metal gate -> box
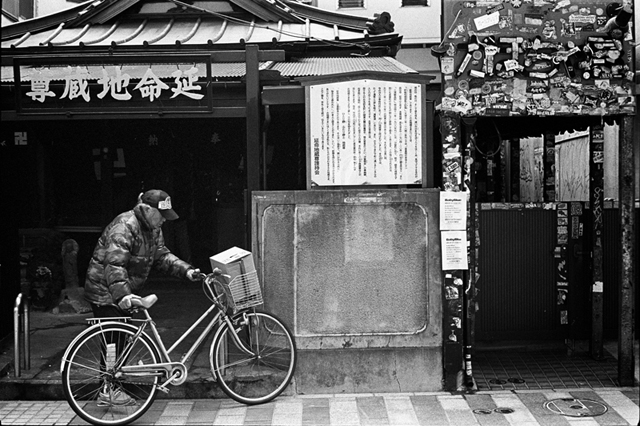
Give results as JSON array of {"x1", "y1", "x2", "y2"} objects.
[
  {"x1": 477, "y1": 207, "x2": 638, "y2": 341},
  {"x1": 476, "y1": 209, "x2": 562, "y2": 341}
]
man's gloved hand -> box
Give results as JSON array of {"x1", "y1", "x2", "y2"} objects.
[
  {"x1": 212, "y1": 268, "x2": 223, "y2": 276},
  {"x1": 118, "y1": 294, "x2": 134, "y2": 310},
  {"x1": 186, "y1": 268, "x2": 202, "y2": 282}
]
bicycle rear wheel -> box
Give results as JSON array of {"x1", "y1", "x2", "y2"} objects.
[
  {"x1": 210, "y1": 311, "x2": 296, "y2": 405},
  {"x1": 62, "y1": 323, "x2": 161, "y2": 426}
]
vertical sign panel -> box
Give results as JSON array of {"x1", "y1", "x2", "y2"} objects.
[
  {"x1": 307, "y1": 79, "x2": 423, "y2": 187},
  {"x1": 590, "y1": 125, "x2": 604, "y2": 359}
]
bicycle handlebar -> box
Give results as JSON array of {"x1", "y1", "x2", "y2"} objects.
[{"x1": 193, "y1": 269, "x2": 231, "y2": 282}]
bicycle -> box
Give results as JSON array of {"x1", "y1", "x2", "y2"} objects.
[{"x1": 60, "y1": 270, "x2": 297, "y2": 426}]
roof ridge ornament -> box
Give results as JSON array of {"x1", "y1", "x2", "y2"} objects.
[{"x1": 367, "y1": 12, "x2": 394, "y2": 35}]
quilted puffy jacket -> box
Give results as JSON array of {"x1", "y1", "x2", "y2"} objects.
[{"x1": 84, "y1": 202, "x2": 193, "y2": 306}]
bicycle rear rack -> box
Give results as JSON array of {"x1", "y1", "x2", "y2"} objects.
[{"x1": 14, "y1": 293, "x2": 30, "y2": 377}]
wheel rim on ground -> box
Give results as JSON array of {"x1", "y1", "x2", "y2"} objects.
[
  {"x1": 211, "y1": 311, "x2": 296, "y2": 404},
  {"x1": 62, "y1": 325, "x2": 160, "y2": 426}
]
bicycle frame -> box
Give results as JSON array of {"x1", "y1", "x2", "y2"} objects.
[{"x1": 61, "y1": 281, "x2": 258, "y2": 390}]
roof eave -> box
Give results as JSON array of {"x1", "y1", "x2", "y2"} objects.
[
  {"x1": 282, "y1": 0, "x2": 370, "y2": 29},
  {"x1": 1, "y1": 33, "x2": 402, "y2": 64},
  {"x1": 1, "y1": 0, "x2": 95, "y2": 40}
]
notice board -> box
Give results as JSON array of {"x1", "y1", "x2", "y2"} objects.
[
  {"x1": 439, "y1": 0, "x2": 635, "y2": 117},
  {"x1": 303, "y1": 72, "x2": 428, "y2": 188}
]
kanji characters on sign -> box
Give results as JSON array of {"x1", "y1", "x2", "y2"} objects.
[{"x1": 25, "y1": 65, "x2": 206, "y2": 104}]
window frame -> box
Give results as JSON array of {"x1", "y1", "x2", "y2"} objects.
[
  {"x1": 401, "y1": 0, "x2": 429, "y2": 6},
  {"x1": 337, "y1": 0, "x2": 365, "y2": 9}
]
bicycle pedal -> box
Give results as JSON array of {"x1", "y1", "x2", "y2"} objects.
[{"x1": 157, "y1": 385, "x2": 170, "y2": 394}]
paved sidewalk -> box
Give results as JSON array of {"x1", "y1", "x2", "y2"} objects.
[{"x1": 1, "y1": 388, "x2": 638, "y2": 425}]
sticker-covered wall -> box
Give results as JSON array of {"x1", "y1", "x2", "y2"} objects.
[{"x1": 437, "y1": 0, "x2": 635, "y2": 116}]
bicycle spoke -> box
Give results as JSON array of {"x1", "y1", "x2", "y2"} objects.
[
  {"x1": 211, "y1": 311, "x2": 296, "y2": 405},
  {"x1": 62, "y1": 324, "x2": 160, "y2": 426}
]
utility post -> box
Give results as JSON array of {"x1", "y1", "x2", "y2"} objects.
[{"x1": 618, "y1": 115, "x2": 635, "y2": 386}]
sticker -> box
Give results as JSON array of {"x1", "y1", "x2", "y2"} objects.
[
  {"x1": 592, "y1": 281, "x2": 603, "y2": 293},
  {"x1": 445, "y1": 286, "x2": 459, "y2": 300},
  {"x1": 158, "y1": 197, "x2": 172, "y2": 210},
  {"x1": 542, "y1": 20, "x2": 557, "y2": 39},
  {"x1": 569, "y1": 14, "x2": 596, "y2": 24},
  {"x1": 499, "y1": 14, "x2": 513, "y2": 30},
  {"x1": 457, "y1": 53, "x2": 472, "y2": 76},
  {"x1": 504, "y1": 59, "x2": 521, "y2": 71},
  {"x1": 524, "y1": 14, "x2": 544, "y2": 26},
  {"x1": 441, "y1": 57, "x2": 455, "y2": 74},
  {"x1": 486, "y1": 4, "x2": 504, "y2": 14},
  {"x1": 474, "y1": 11, "x2": 500, "y2": 31},
  {"x1": 449, "y1": 23, "x2": 467, "y2": 39},
  {"x1": 552, "y1": 0, "x2": 571, "y2": 12}
]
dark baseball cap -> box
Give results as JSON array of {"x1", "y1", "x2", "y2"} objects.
[{"x1": 140, "y1": 189, "x2": 179, "y2": 220}]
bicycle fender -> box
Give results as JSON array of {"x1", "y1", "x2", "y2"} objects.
[
  {"x1": 59, "y1": 321, "x2": 141, "y2": 373},
  {"x1": 209, "y1": 316, "x2": 237, "y2": 380},
  {"x1": 210, "y1": 312, "x2": 245, "y2": 349}
]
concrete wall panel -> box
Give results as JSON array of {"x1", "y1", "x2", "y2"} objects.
[{"x1": 253, "y1": 189, "x2": 443, "y2": 393}]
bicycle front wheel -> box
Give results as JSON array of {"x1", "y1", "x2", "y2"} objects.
[
  {"x1": 210, "y1": 311, "x2": 296, "y2": 405},
  {"x1": 62, "y1": 323, "x2": 161, "y2": 426}
]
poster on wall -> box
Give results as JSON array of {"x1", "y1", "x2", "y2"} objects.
[{"x1": 306, "y1": 78, "x2": 426, "y2": 187}]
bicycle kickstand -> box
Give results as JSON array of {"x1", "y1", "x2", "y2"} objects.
[{"x1": 157, "y1": 371, "x2": 181, "y2": 394}]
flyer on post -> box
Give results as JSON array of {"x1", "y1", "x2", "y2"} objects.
[
  {"x1": 442, "y1": 230, "x2": 468, "y2": 271},
  {"x1": 440, "y1": 191, "x2": 467, "y2": 231}
]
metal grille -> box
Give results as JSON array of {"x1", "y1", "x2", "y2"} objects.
[{"x1": 476, "y1": 209, "x2": 558, "y2": 340}]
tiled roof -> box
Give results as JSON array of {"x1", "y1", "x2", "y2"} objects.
[
  {"x1": 0, "y1": 56, "x2": 416, "y2": 82},
  {"x1": 1, "y1": 0, "x2": 397, "y2": 50},
  {"x1": 2, "y1": 18, "x2": 381, "y2": 49},
  {"x1": 271, "y1": 57, "x2": 416, "y2": 77}
]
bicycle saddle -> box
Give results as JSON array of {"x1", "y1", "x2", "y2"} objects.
[{"x1": 131, "y1": 294, "x2": 158, "y2": 309}]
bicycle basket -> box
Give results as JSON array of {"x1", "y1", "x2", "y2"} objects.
[{"x1": 220, "y1": 270, "x2": 263, "y2": 313}]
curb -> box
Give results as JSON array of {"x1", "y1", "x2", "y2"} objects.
[{"x1": 0, "y1": 378, "x2": 230, "y2": 401}]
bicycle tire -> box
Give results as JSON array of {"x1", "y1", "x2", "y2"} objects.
[
  {"x1": 62, "y1": 322, "x2": 161, "y2": 426},
  {"x1": 210, "y1": 310, "x2": 296, "y2": 405}
]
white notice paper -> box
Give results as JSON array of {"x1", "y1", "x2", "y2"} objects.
[
  {"x1": 440, "y1": 191, "x2": 467, "y2": 230},
  {"x1": 442, "y1": 231, "x2": 468, "y2": 271},
  {"x1": 308, "y1": 79, "x2": 423, "y2": 186}
]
